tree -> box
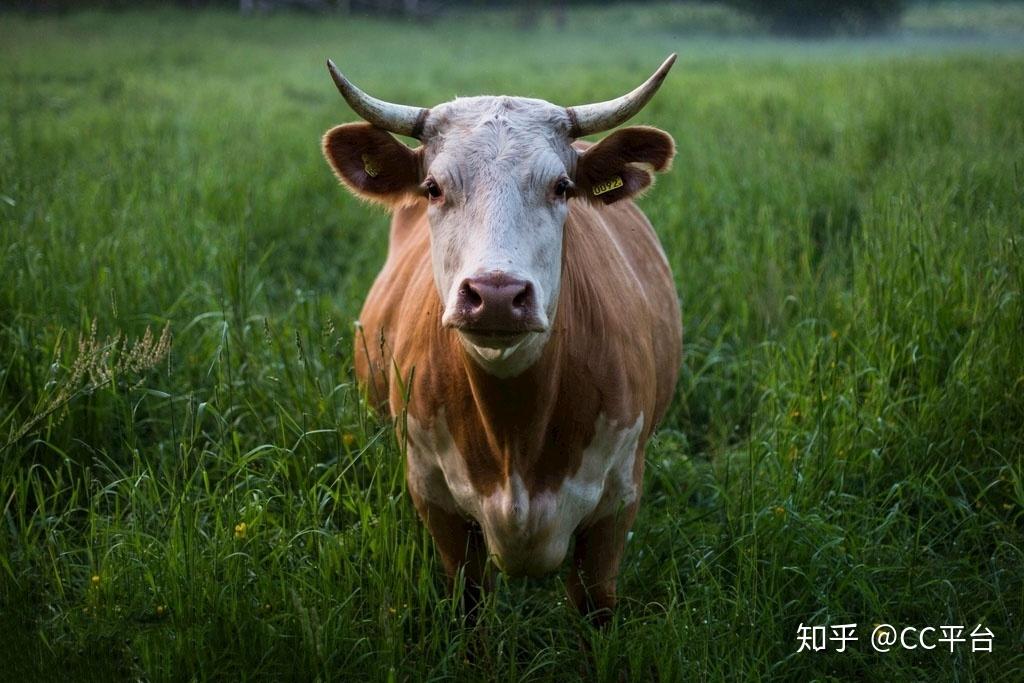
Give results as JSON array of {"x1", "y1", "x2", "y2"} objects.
[{"x1": 723, "y1": 0, "x2": 906, "y2": 37}]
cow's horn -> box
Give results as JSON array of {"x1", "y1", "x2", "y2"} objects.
[
  {"x1": 565, "y1": 54, "x2": 676, "y2": 138},
  {"x1": 327, "y1": 59, "x2": 430, "y2": 139}
]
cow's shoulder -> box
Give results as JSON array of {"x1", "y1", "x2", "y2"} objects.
[
  {"x1": 559, "y1": 197, "x2": 682, "y2": 433},
  {"x1": 354, "y1": 199, "x2": 433, "y2": 412}
]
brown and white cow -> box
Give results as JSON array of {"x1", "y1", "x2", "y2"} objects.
[{"x1": 322, "y1": 56, "x2": 682, "y2": 623}]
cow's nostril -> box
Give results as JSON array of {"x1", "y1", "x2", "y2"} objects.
[
  {"x1": 512, "y1": 285, "x2": 532, "y2": 310},
  {"x1": 461, "y1": 282, "x2": 483, "y2": 308}
]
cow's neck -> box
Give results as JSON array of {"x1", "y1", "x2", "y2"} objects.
[
  {"x1": 424, "y1": 225, "x2": 604, "y2": 495},
  {"x1": 455, "y1": 327, "x2": 564, "y2": 473}
]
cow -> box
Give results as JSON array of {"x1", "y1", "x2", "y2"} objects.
[{"x1": 321, "y1": 55, "x2": 682, "y2": 624}]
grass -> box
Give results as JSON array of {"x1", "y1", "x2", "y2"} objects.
[{"x1": 2, "y1": 4, "x2": 1023, "y2": 681}]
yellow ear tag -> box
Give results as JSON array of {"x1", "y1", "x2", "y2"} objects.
[
  {"x1": 361, "y1": 153, "x2": 380, "y2": 178},
  {"x1": 592, "y1": 176, "x2": 624, "y2": 196}
]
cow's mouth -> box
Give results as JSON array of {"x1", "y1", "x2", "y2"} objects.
[{"x1": 459, "y1": 329, "x2": 531, "y2": 349}]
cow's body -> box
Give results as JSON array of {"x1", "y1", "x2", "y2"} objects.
[
  {"x1": 356, "y1": 178, "x2": 681, "y2": 578},
  {"x1": 322, "y1": 55, "x2": 681, "y2": 620}
]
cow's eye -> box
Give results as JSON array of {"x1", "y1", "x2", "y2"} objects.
[
  {"x1": 424, "y1": 178, "x2": 443, "y2": 201},
  {"x1": 554, "y1": 177, "x2": 572, "y2": 198}
]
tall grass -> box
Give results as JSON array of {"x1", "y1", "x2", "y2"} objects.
[{"x1": 1, "y1": 6, "x2": 1022, "y2": 681}]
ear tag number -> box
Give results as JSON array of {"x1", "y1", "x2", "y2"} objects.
[
  {"x1": 592, "y1": 176, "x2": 624, "y2": 196},
  {"x1": 361, "y1": 154, "x2": 380, "y2": 178}
]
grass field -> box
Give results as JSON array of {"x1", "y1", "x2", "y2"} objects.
[{"x1": 2, "y1": 4, "x2": 1023, "y2": 681}]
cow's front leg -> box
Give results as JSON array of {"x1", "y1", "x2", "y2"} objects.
[
  {"x1": 568, "y1": 503, "x2": 638, "y2": 627},
  {"x1": 408, "y1": 490, "x2": 490, "y2": 618}
]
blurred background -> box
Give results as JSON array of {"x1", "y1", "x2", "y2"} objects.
[{"x1": 10, "y1": 0, "x2": 1024, "y2": 38}]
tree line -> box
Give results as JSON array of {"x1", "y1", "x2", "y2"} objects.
[{"x1": 10, "y1": 1, "x2": 914, "y2": 37}]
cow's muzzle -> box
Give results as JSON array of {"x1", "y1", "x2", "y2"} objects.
[{"x1": 444, "y1": 272, "x2": 547, "y2": 343}]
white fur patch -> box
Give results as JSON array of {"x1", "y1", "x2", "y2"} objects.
[
  {"x1": 459, "y1": 327, "x2": 552, "y2": 379},
  {"x1": 406, "y1": 409, "x2": 644, "y2": 576}
]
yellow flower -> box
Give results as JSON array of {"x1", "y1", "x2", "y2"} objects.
[
  {"x1": 156, "y1": 605, "x2": 166, "y2": 617},
  {"x1": 830, "y1": 330, "x2": 839, "y2": 340},
  {"x1": 789, "y1": 410, "x2": 801, "y2": 420},
  {"x1": 773, "y1": 506, "x2": 786, "y2": 518},
  {"x1": 90, "y1": 574, "x2": 101, "y2": 587},
  {"x1": 234, "y1": 522, "x2": 248, "y2": 539},
  {"x1": 343, "y1": 432, "x2": 356, "y2": 449}
]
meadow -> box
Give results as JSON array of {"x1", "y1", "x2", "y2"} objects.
[{"x1": 1, "y1": 4, "x2": 1023, "y2": 681}]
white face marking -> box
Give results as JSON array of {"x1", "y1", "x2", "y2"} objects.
[
  {"x1": 420, "y1": 97, "x2": 576, "y2": 376},
  {"x1": 406, "y1": 410, "x2": 644, "y2": 577}
]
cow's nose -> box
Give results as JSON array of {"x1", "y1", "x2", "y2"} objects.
[
  {"x1": 461, "y1": 275, "x2": 532, "y2": 316},
  {"x1": 450, "y1": 272, "x2": 544, "y2": 335}
]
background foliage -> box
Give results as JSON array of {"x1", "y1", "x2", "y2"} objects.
[
  {"x1": 721, "y1": 0, "x2": 906, "y2": 35},
  {"x1": 1, "y1": 3, "x2": 1023, "y2": 680},
  {"x1": 10, "y1": 0, "x2": 911, "y2": 36}
]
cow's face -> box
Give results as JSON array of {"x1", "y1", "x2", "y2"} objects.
[
  {"x1": 417, "y1": 98, "x2": 574, "y2": 355},
  {"x1": 322, "y1": 59, "x2": 676, "y2": 374}
]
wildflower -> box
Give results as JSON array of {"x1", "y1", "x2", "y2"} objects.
[
  {"x1": 91, "y1": 574, "x2": 101, "y2": 587},
  {"x1": 789, "y1": 410, "x2": 801, "y2": 420},
  {"x1": 343, "y1": 432, "x2": 356, "y2": 449},
  {"x1": 830, "y1": 330, "x2": 838, "y2": 341},
  {"x1": 234, "y1": 522, "x2": 248, "y2": 539},
  {"x1": 156, "y1": 605, "x2": 166, "y2": 617},
  {"x1": 773, "y1": 506, "x2": 786, "y2": 518}
]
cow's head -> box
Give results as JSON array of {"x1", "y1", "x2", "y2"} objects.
[{"x1": 323, "y1": 56, "x2": 676, "y2": 375}]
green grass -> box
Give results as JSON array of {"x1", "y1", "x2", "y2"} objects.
[{"x1": 2, "y1": 5, "x2": 1023, "y2": 681}]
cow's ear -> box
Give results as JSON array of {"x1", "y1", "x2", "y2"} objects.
[
  {"x1": 322, "y1": 122, "x2": 422, "y2": 205},
  {"x1": 574, "y1": 126, "x2": 675, "y2": 205}
]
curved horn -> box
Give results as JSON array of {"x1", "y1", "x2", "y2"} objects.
[
  {"x1": 565, "y1": 54, "x2": 677, "y2": 138},
  {"x1": 326, "y1": 59, "x2": 429, "y2": 139}
]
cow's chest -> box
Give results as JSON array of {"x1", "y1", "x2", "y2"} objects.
[{"x1": 405, "y1": 410, "x2": 644, "y2": 576}]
